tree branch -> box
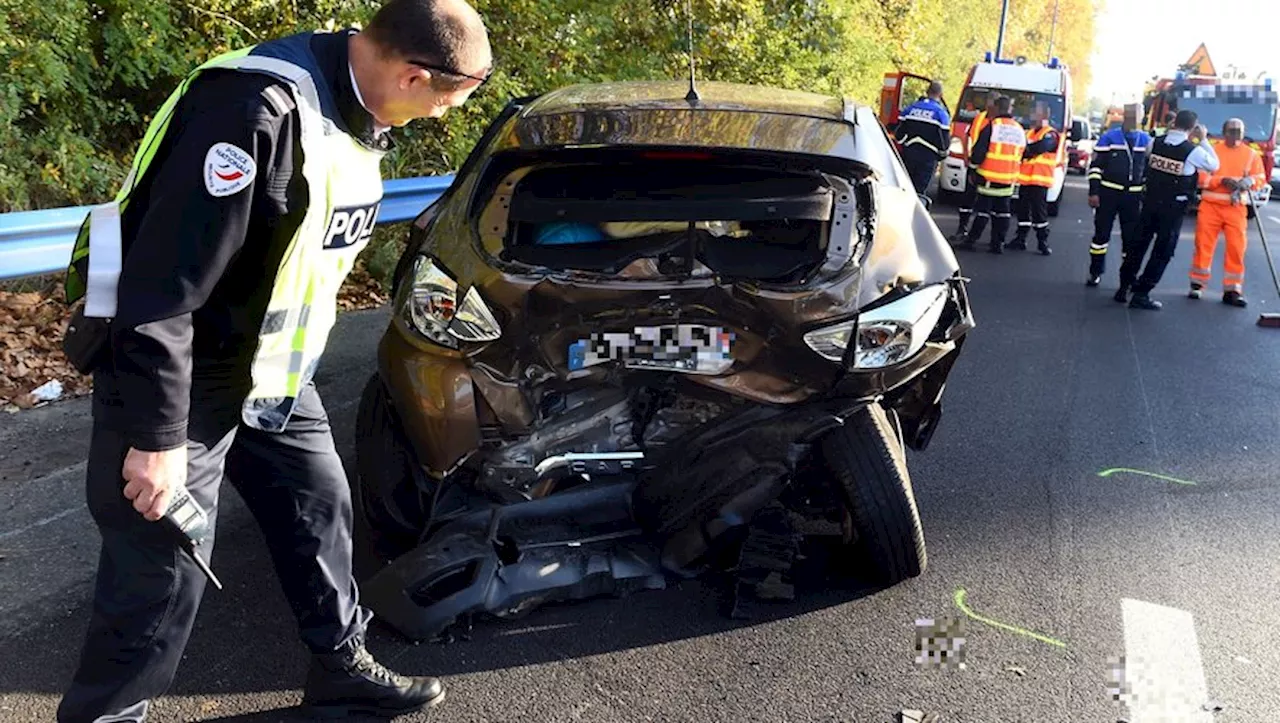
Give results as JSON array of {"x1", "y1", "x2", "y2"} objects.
[{"x1": 184, "y1": 2, "x2": 260, "y2": 40}]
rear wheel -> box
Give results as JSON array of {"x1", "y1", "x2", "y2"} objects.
[
  {"x1": 817, "y1": 402, "x2": 926, "y2": 585},
  {"x1": 352, "y1": 374, "x2": 435, "y2": 579}
]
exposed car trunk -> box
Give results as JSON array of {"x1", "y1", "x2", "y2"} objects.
[{"x1": 481, "y1": 152, "x2": 851, "y2": 285}]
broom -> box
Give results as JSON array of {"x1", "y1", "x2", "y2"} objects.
[{"x1": 1252, "y1": 193, "x2": 1280, "y2": 327}]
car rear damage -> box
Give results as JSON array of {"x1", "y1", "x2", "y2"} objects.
[{"x1": 355, "y1": 82, "x2": 975, "y2": 641}]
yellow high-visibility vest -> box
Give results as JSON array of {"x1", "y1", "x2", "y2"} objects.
[{"x1": 65, "y1": 33, "x2": 387, "y2": 432}]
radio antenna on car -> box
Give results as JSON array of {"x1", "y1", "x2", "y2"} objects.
[{"x1": 684, "y1": 0, "x2": 700, "y2": 103}]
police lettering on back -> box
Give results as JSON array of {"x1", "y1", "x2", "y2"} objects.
[
  {"x1": 906, "y1": 106, "x2": 942, "y2": 123},
  {"x1": 323, "y1": 201, "x2": 382, "y2": 249}
]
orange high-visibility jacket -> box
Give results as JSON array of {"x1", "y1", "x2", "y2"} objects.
[
  {"x1": 965, "y1": 110, "x2": 989, "y2": 157},
  {"x1": 1018, "y1": 125, "x2": 1059, "y2": 187},
  {"x1": 972, "y1": 117, "x2": 1027, "y2": 187},
  {"x1": 1198, "y1": 140, "x2": 1266, "y2": 205}
]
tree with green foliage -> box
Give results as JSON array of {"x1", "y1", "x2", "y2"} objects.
[{"x1": 0, "y1": 0, "x2": 1100, "y2": 215}]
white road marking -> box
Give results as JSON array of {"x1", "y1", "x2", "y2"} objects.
[
  {"x1": 1269, "y1": 215, "x2": 1280, "y2": 226},
  {"x1": 1121, "y1": 598, "x2": 1213, "y2": 722},
  {"x1": 0, "y1": 505, "x2": 85, "y2": 542}
]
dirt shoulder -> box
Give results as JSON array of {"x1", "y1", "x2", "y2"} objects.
[{"x1": 0, "y1": 264, "x2": 390, "y2": 413}]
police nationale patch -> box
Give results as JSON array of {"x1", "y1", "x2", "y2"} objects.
[{"x1": 204, "y1": 142, "x2": 257, "y2": 197}]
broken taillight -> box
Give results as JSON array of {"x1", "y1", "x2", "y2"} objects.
[{"x1": 403, "y1": 256, "x2": 502, "y2": 347}]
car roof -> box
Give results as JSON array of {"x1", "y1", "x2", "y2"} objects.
[
  {"x1": 493, "y1": 80, "x2": 883, "y2": 165},
  {"x1": 519, "y1": 80, "x2": 852, "y2": 122}
]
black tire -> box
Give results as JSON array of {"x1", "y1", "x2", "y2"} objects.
[
  {"x1": 817, "y1": 402, "x2": 926, "y2": 585},
  {"x1": 1047, "y1": 199, "x2": 1060, "y2": 217},
  {"x1": 352, "y1": 374, "x2": 435, "y2": 578}
]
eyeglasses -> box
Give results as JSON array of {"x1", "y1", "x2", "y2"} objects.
[{"x1": 407, "y1": 60, "x2": 493, "y2": 87}]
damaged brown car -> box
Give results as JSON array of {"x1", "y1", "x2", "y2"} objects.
[{"x1": 351, "y1": 81, "x2": 974, "y2": 641}]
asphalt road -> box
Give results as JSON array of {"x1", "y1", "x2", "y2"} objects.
[{"x1": 2, "y1": 175, "x2": 1279, "y2": 722}]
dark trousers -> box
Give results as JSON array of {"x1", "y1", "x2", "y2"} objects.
[
  {"x1": 1090, "y1": 189, "x2": 1141, "y2": 277},
  {"x1": 964, "y1": 192, "x2": 1012, "y2": 249},
  {"x1": 902, "y1": 146, "x2": 940, "y2": 199},
  {"x1": 1014, "y1": 185, "x2": 1051, "y2": 244},
  {"x1": 57, "y1": 382, "x2": 369, "y2": 723},
  {"x1": 1120, "y1": 198, "x2": 1188, "y2": 294},
  {"x1": 955, "y1": 180, "x2": 979, "y2": 237}
]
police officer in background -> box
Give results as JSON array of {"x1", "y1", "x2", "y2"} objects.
[
  {"x1": 56, "y1": 1, "x2": 492, "y2": 721},
  {"x1": 1116, "y1": 110, "x2": 1219, "y2": 309},
  {"x1": 1086, "y1": 103, "x2": 1151, "y2": 286},
  {"x1": 956, "y1": 95, "x2": 1027, "y2": 254},
  {"x1": 1007, "y1": 101, "x2": 1060, "y2": 256},
  {"x1": 894, "y1": 80, "x2": 951, "y2": 201}
]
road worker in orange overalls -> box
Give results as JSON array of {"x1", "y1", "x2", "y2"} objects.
[{"x1": 1189, "y1": 117, "x2": 1267, "y2": 307}]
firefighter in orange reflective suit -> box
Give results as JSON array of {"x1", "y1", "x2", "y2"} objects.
[
  {"x1": 1008, "y1": 102, "x2": 1060, "y2": 256},
  {"x1": 1189, "y1": 118, "x2": 1267, "y2": 307},
  {"x1": 955, "y1": 95, "x2": 1027, "y2": 254}
]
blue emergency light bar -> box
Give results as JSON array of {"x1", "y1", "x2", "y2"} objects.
[{"x1": 1049, "y1": 57, "x2": 1061, "y2": 69}]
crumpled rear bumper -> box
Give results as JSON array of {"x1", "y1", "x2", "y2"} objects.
[{"x1": 361, "y1": 480, "x2": 666, "y2": 641}]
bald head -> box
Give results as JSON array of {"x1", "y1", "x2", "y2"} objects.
[
  {"x1": 348, "y1": 0, "x2": 493, "y2": 127},
  {"x1": 365, "y1": 0, "x2": 492, "y2": 86},
  {"x1": 1223, "y1": 117, "x2": 1246, "y2": 146}
]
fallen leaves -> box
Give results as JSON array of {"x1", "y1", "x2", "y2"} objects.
[
  {"x1": 337, "y1": 261, "x2": 390, "y2": 312},
  {"x1": 1, "y1": 267, "x2": 390, "y2": 411},
  {"x1": 0, "y1": 287, "x2": 90, "y2": 409}
]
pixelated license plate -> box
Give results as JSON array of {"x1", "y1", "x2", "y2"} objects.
[{"x1": 567, "y1": 325, "x2": 735, "y2": 375}]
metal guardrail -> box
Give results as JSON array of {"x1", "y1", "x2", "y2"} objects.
[{"x1": 0, "y1": 175, "x2": 455, "y2": 281}]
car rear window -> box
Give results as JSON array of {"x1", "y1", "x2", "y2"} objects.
[{"x1": 491, "y1": 160, "x2": 837, "y2": 283}]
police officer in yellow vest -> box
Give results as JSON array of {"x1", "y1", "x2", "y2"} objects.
[
  {"x1": 56, "y1": 2, "x2": 491, "y2": 720},
  {"x1": 1007, "y1": 101, "x2": 1060, "y2": 256},
  {"x1": 955, "y1": 95, "x2": 1027, "y2": 254}
]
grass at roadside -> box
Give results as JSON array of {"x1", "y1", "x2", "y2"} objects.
[{"x1": 0, "y1": 223, "x2": 409, "y2": 411}]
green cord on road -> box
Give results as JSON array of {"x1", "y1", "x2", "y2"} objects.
[
  {"x1": 953, "y1": 588, "x2": 1068, "y2": 649},
  {"x1": 1097, "y1": 468, "x2": 1198, "y2": 486}
]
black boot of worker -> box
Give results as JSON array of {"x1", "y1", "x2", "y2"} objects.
[
  {"x1": 1005, "y1": 235, "x2": 1028, "y2": 251},
  {"x1": 1129, "y1": 293, "x2": 1162, "y2": 310},
  {"x1": 1223, "y1": 291, "x2": 1248, "y2": 308},
  {"x1": 1038, "y1": 240, "x2": 1052, "y2": 256},
  {"x1": 302, "y1": 634, "x2": 445, "y2": 718},
  {"x1": 1113, "y1": 285, "x2": 1130, "y2": 304}
]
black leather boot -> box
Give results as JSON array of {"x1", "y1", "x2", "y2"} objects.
[
  {"x1": 301, "y1": 633, "x2": 445, "y2": 718},
  {"x1": 1222, "y1": 291, "x2": 1248, "y2": 307},
  {"x1": 1113, "y1": 285, "x2": 1130, "y2": 304},
  {"x1": 1129, "y1": 293, "x2": 1163, "y2": 310}
]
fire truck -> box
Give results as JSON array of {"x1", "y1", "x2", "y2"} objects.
[
  {"x1": 881, "y1": 52, "x2": 1076, "y2": 216},
  {"x1": 1142, "y1": 48, "x2": 1278, "y2": 205}
]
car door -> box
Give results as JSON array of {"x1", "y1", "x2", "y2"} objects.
[{"x1": 879, "y1": 72, "x2": 940, "y2": 134}]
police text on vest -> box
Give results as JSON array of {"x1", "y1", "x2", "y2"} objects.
[{"x1": 323, "y1": 201, "x2": 383, "y2": 250}]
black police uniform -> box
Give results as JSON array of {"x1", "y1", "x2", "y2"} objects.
[
  {"x1": 893, "y1": 97, "x2": 951, "y2": 198},
  {"x1": 1118, "y1": 134, "x2": 1202, "y2": 300},
  {"x1": 1086, "y1": 126, "x2": 1151, "y2": 283},
  {"x1": 58, "y1": 31, "x2": 396, "y2": 723}
]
